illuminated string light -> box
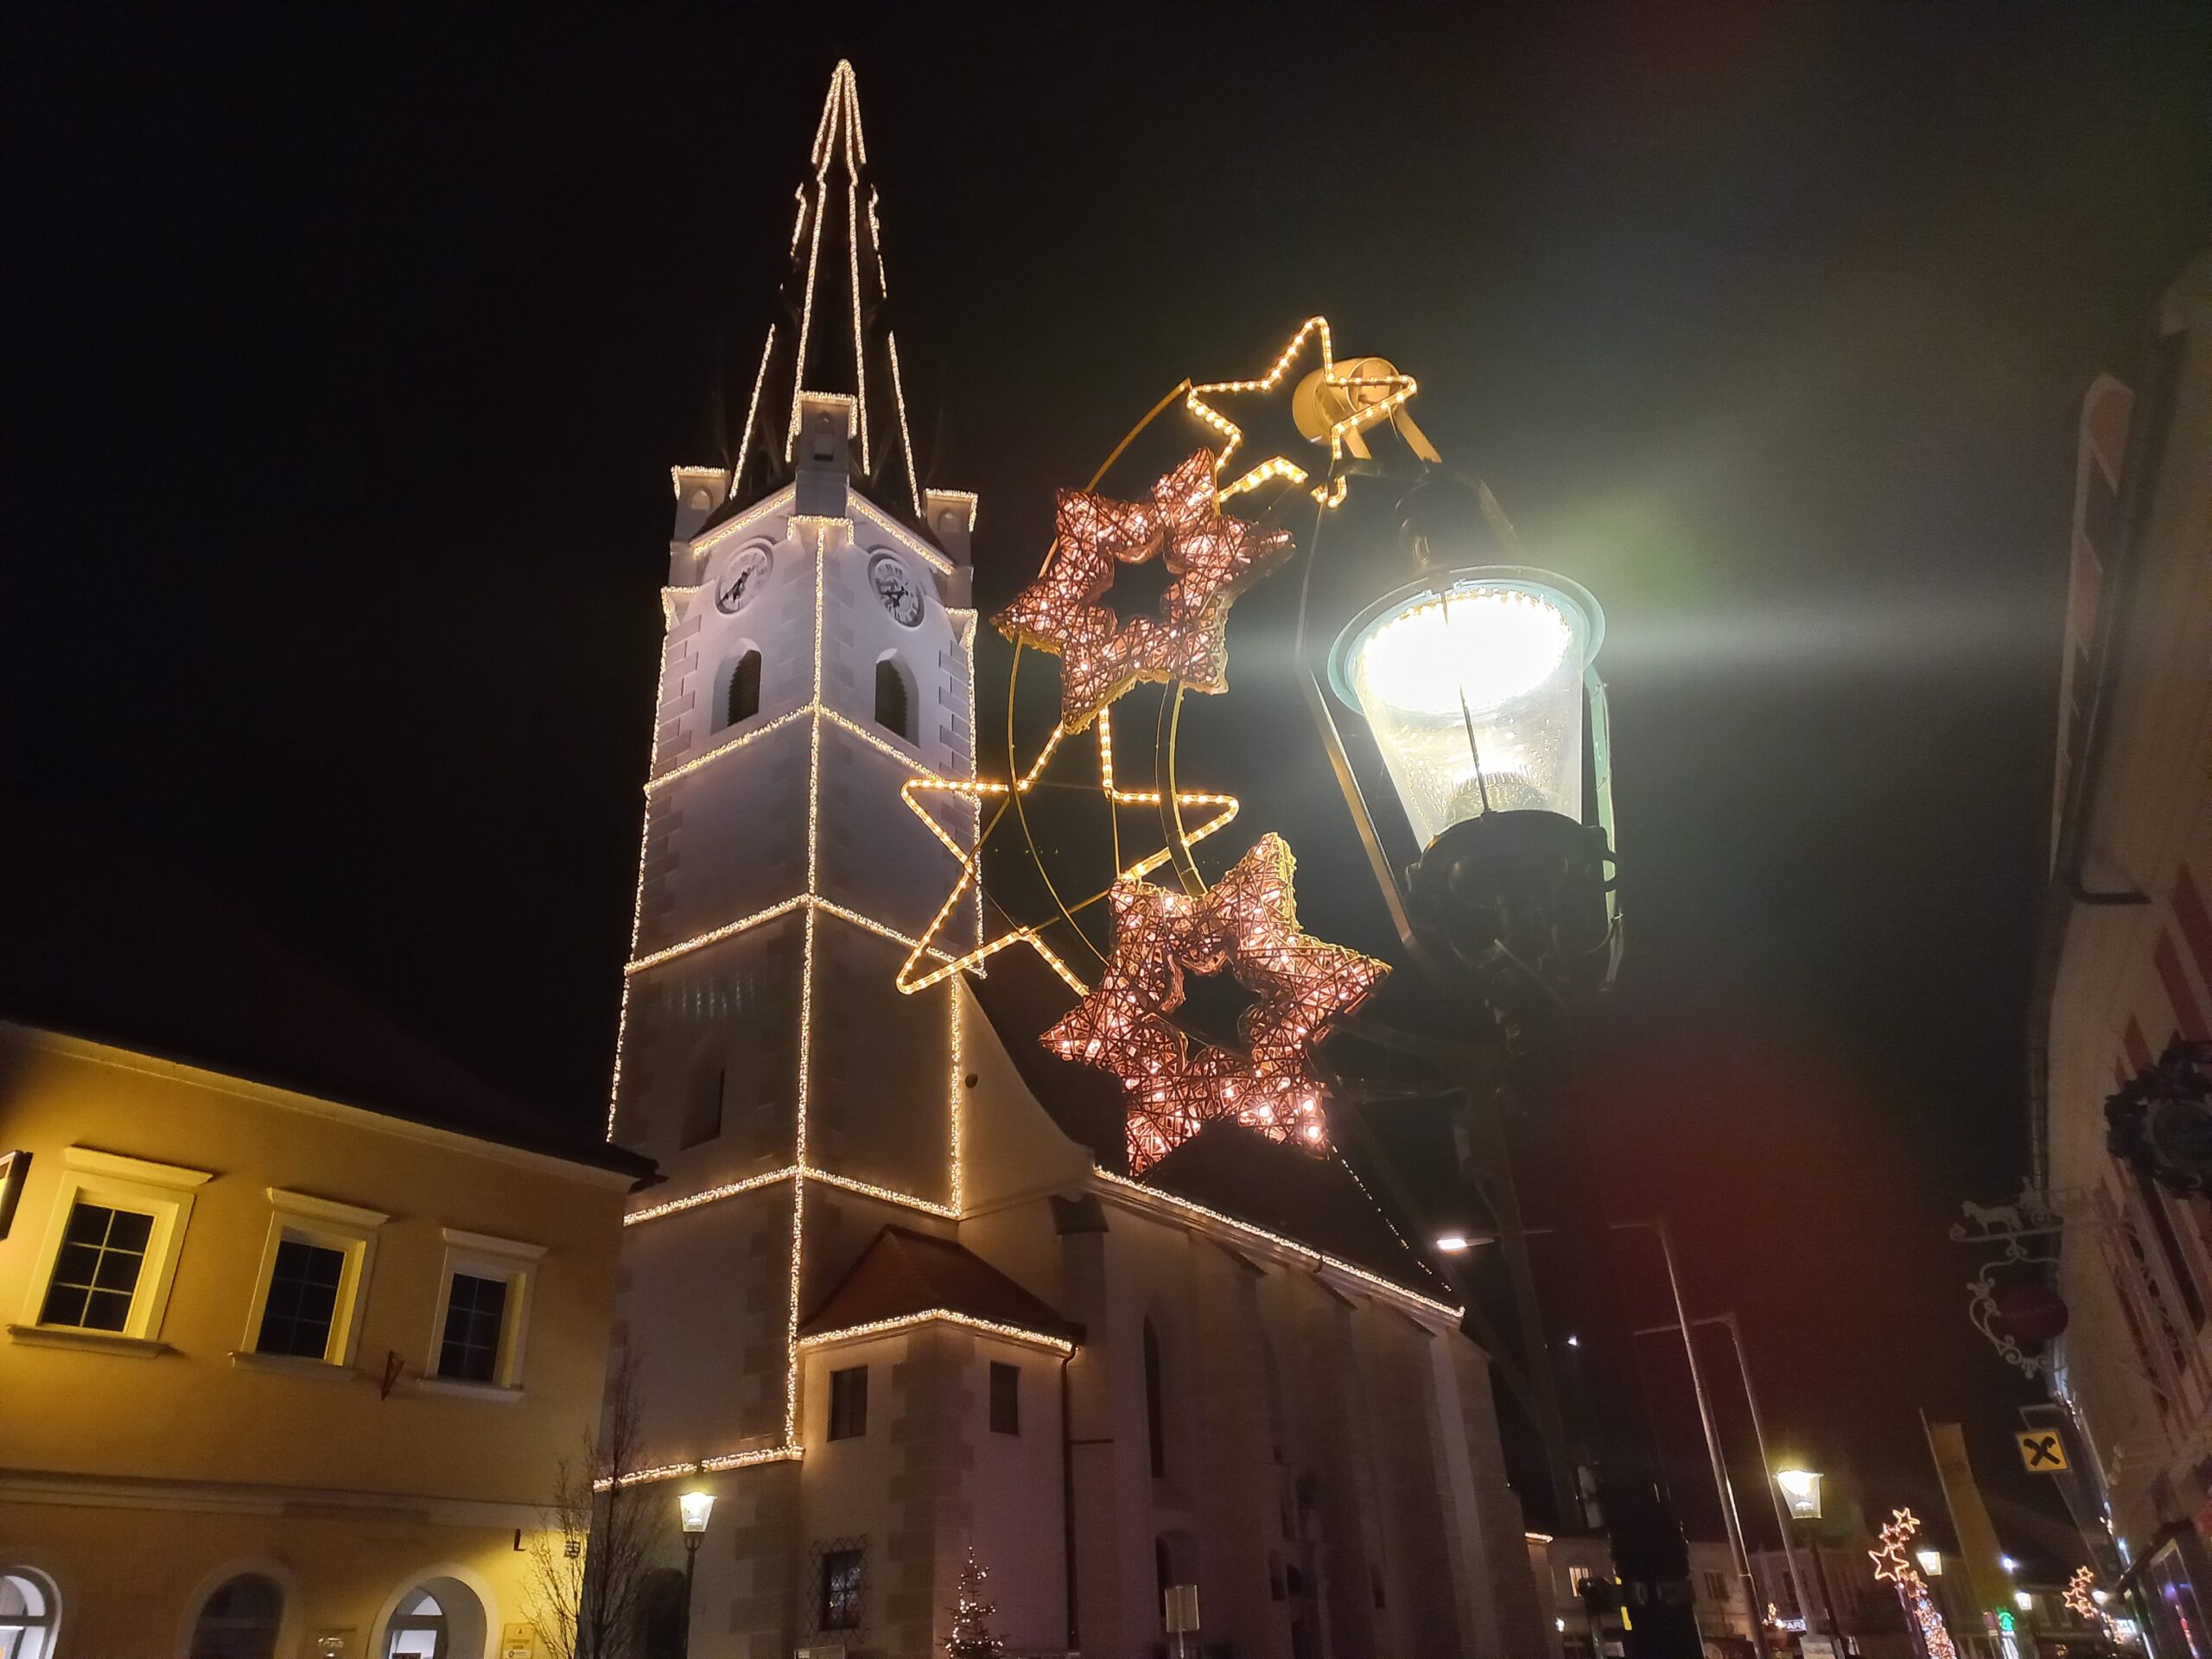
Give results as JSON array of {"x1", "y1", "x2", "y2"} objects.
[
  {"x1": 995, "y1": 449, "x2": 1294, "y2": 732},
  {"x1": 1871, "y1": 1509, "x2": 1959, "y2": 1659},
  {"x1": 1093, "y1": 1168, "x2": 1459, "y2": 1319},
  {"x1": 1185, "y1": 315, "x2": 1423, "y2": 502},
  {"x1": 797, "y1": 1307, "x2": 1075, "y2": 1357},
  {"x1": 887, "y1": 331, "x2": 921, "y2": 517},
  {"x1": 598, "y1": 1442, "x2": 803, "y2": 1491},
  {"x1": 893, "y1": 706, "x2": 1242, "y2": 997},
  {"x1": 1046, "y1": 834, "x2": 1387, "y2": 1173},
  {"x1": 846, "y1": 178, "x2": 868, "y2": 474},
  {"x1": 737, "y1": 323, "x2": 777, "y2": 480}
]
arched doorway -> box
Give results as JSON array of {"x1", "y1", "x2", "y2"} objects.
[
  {"x1": 189, "y1": 1574, "x2": 283, "y2": 1659},
  {"x1": 380, "y1": 1577, "x2": 488, "y2": 1659},
  {"x1": 0, "y1": 1569, "x2": 59, "y2": 1659}
]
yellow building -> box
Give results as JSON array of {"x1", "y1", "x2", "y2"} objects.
[{"x1": 0, "y1": 1020, "x2": 651, "y2": 1658}]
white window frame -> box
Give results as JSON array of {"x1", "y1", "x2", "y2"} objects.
[
  {"x1": 14, "y1": 1147, "x2": 212, "y2": 1347},
  {"x1": 237, "y1": 1188, "x2": 389, "y2": 1368},
  {"x1": 422, "y1": 1227, "x2": 544, "y2": 1394}
]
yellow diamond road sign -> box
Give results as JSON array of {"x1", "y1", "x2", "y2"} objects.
[{"x1": 2018, "y1": 1429, "x2": 2068, "y2": 1472}]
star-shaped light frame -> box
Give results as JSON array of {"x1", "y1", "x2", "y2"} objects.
[
  {"x1": 995, "y1": 449, "x2": 1294, "y2": 732},
  {"x1": 893, "y1": 706, "x2": 1242, "y2": 998},
  {"x1": 1185, "y1": 315, "x2": 1423, "y2": 503},
  {"x1": 1043, "y1": 832, "x2": 1388, "y2": 1173}
]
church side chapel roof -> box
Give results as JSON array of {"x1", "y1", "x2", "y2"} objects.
[
  {"x1": 968, "y1": 953, "x2": 1450, "y2": 1306},
  {"x1": 799, "y1": 1224, "x2": 1082, "y2": 1344}
]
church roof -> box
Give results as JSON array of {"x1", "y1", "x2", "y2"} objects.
[
  {"x1": 967, "y1": 951, "x2": 1452, "y2": 1306},
  {"x1": 799, "y1": 1225, "x2": 1080, "y2": 1344},
  {"x1": 698, "y1": 60, "x2": 926, "y2": 528},
  {"x1": 0, "y1": 810, "x2": 653, "y2": 1181}
]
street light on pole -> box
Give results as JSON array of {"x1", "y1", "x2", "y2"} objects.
[
  {"x1": 1775, "y1": 1468, "x2": 1845, "y2": 1644},
  {"x1": 1618, "y1": 1218, "x2": 1761, "y2": 1642},
  {"x1": 678, "y1": 1490, "x2": 715, "y2": 1656}
]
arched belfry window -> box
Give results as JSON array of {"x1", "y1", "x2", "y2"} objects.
[
  {"x1": 875, "y1": 658, "x2": 911, "y2": 741},
  {"x1": 724, "y1": 650, "x2": 761, "y2": 730},
  {"x1": 1143, "y1": 1317, "x2": 1166, "y2": 1478},
  {"x1": 810, "y1": 412, "x2": 837, "y2": 465}
]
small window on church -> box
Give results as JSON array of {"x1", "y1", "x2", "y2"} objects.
[
  {"x1": 874, "y1": 658, "x2": 911, "y2": 741},
  {"x1": 828, "y1": 1364, "x2": 868, "y2": 1440},
  {"x1": 1143, "y1": 1318, "x2": 1166, "y2": 1478},
  {"x1": 724, "y1": 650, "x2": 761, "y2": 730},
  {"x1": 989, "y1": 1361, "x2": 1020, "y2": 1435},
  {"x1": 810, "y1": 412, "x2": 837, "y2": 465}
]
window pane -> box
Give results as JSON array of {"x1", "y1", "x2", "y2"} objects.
[
  {"x1": 40, "y1": 1201, "x2": 149, "y2": 1331},
  {"x1": 989, "y1": 1362, "x2": 1020, "y2": 1435},
  {"x1": 257, "y1": 1239, "x2": 348, "y2": 1358},
  {"x1": 829, "y1": 1366, "x2": 868, "y2": 1440},
  {"x1": 822, "y1": 1548, "x2": 864, "y2": 1630},
  {"x1": 437, "y1": 1273, "x2": 508, "y2": 1382},
  {"x1": 191, "y1": 1573, "x2": 282, "y2": 1659}
]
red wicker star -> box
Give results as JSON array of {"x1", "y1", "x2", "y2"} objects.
[
  {"x1": 1043, "y1": 834, "x2": 1389, "y2": 1173},
  {"x1": 995, "y1": 449, "x2": 1294, "y2": 731}
]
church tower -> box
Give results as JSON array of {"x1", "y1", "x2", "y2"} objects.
[{"x1": 607, "y1": 60, "x2": 982, "y2": 1644}]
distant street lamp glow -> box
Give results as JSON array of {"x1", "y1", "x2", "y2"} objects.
[
  {"x1": 1916, "y1": 1548, "x2": 1943, "y2": 1577},
  {"x1": 2002, "y1": 1556, "x2": 2020, "y2": 1574},
  {"x1": 1776, "y1": 1467, "x2": 1823, "y2": 1520},
  {"x1": 1435, "y1": 1233, "x2": 1473, "y2": 1253},
  {"x1": 2016, "y1": 1592, "x2": 2035, "y2": 1611},
  {"x1": 1331, "y1": 567, "x2": 1604, "y2": 845}
]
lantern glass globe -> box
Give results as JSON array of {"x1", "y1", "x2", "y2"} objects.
[
  {"x1": 678, "y1": 1490, "x2": 715, "y2": 1534},
  {"x1": 1331, "y1": 567, "x2": 1603, "y2": 848}
]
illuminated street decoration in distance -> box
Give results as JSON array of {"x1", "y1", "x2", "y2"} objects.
[
  {"x1": 1046, "y1": 833, "x2": 1388, "y2": 1173},
  {"x1": 1872, "y1": 1508, "x2": 1959, "y2": 1659},
  {"x1": 995, "y1": 449, "x2": 1294, "y2": 732}
]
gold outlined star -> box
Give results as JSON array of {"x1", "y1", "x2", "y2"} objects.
[
  {"x1": 1185, "y1": 315, "x2": 1434, "y2": 502},
  {"x1": 893, "y1": 705, "x2": 1242, "y2": 997}
]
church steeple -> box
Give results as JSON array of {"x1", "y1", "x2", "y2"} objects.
[{"x1": 726, "y1": 60, "x2": 923, "y2": 520}]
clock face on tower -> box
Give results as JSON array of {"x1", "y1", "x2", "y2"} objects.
[
  {"x1": 715, "y1": 544, "x2": 772, "y2": 614},
  {"x1": 868, "y1": 552, "x2": 924, "y2": 626}
]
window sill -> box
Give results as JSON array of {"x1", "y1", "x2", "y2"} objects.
[
  {"x1": 411, "y1": 1376, "x2": 524, "y2": 1402},
  {"x1": 6, "y1": 1323, "x2": 172, "y2": 1358},
  {"x1": 229, "y1": 1350, "x2": 365, "y2": 1382}
]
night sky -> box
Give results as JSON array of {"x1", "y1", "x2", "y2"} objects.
[{"x1": 7, "y1": 4, "x2": 2209, "y2": 1560}]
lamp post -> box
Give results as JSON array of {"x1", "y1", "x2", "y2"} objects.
[
  {"x1": 678, "y1": 1490, "x2": 715, "y2": 1655},
  {"x1": 1290, "y1": 450, "x2": 1702, "y2": 1654},
  {"x1": 1776, "y1": 1469, "x2": 1844, "y2": 1646}
]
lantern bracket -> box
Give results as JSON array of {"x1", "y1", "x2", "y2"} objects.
[{"x1": 1950, "y1": 1181, "x2": 2106, "y2": 1377}]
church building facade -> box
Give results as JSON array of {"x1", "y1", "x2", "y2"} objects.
[{"x1": 607, "y1": 62, "x2": 1549, "y2": 1659}]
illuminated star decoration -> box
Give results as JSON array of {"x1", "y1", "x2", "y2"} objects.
[
  {"x1": 2065, "y1": 1567, "x2": 2117, "y2": 1639},
  {"x1": 995, "y1": 449, "x2": 1294, "y2": 732},
  {"x1": 1185, "y1": 315, "x2": 1433, "y2": 505},
  {"x1": 1044, "y1": 832, "x2": 1388, "y2": 1174},
  {"x1": 1871, "y1": 1510, "x2": 1959, "y2": 1659},
  {"x1": 893, "y1": 706, "x2": 1241, "y2": 997}
]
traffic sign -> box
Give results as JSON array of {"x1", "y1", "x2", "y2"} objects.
[{"x1": 2017, "y1": 1428, "x2": 2069, "y2": 1471}]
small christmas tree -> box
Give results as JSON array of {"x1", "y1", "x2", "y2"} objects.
[{"x1": 946, "y1": 1548, "x2": 1006, "y2": 1659}]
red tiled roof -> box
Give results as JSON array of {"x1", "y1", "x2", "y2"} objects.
[{"x1": 799, "y1": 1225, "x2": 1079, "y2": 1342}]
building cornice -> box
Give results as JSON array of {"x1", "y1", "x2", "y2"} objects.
[
  {"x1": 0, "y1": 1022, "x2": 641, "y2": 1192},
  {"x1": 0, "y1": 1465, "x2": 542, "y2": 1529},
  {"x1": 1090, "y1": 1167, "x2": 1461, "y2": 1325}
]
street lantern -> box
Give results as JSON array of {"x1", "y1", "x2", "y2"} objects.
[
  {"x1": 678, "y1": 1490, "x2": 715, "y2": 1656},
  {"x1": 1323, "y1": 551, "x2": 1618, "y2": 1029},
  {"x1": 1917, "y1": 1549, "x2": 1944, "y2": 1578},
  {"x1": 1776, "y1": 1468, "x2": 1823, "y2": 1521},
  {"x1": 1332, "y1": 566, "x2": 1604, "y2": 838}
]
